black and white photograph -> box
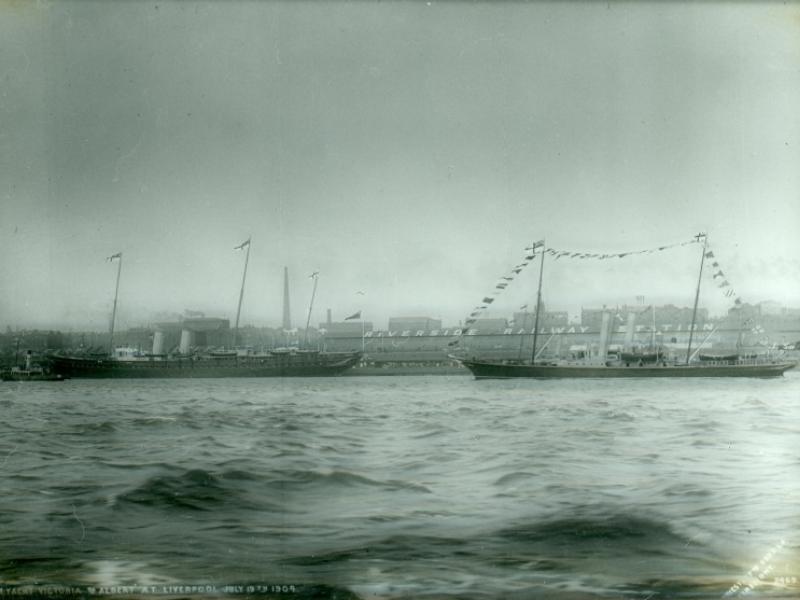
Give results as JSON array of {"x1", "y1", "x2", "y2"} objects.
[{"x1": 1, "y1": 1, "x2": 799, "y2": 598}]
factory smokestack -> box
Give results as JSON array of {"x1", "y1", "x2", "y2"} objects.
[{"x1": 282, "y1": 267, "x2": 291, "y2": 330}]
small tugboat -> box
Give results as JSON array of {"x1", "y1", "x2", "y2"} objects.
[{"x1": 1, "y1": 352, "x2": 67, "y2": 382}]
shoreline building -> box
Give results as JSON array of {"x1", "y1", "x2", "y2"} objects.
[{"x1": 151, "y1": 318, "x2": 230, "y2": 355}]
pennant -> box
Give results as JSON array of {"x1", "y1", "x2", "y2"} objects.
[
  {"x1": 465, "y1": 319, "x2": 476, "y2": 325},
  {"x1": 495, "y1": 283, "x2": 507, "y2": 289},
  {"x1": 447, "y1": 340, "x2": 460, "y2": 346},
  {"x1": 482, "y1": 297, "x2": 494, "y2": 304},
  {"x1": 705, "y1": 251, "x2": 715, "y2": 258},
  {"x1": 712, "y1": 262, "x2": 720, "y2": 267},
  {"x1": 234, "y1": 238, "x2": 251, "y2": 250},
  {"x1": 502, "y1": 276, "x2": 514, "y2": 281},
  {"x1": 712, "y1": 270, "x2": 724, "y2": 279},
  {"x1": 546, "y1": 238, "x2": 700, "y2": 260},
  {"x1": 512, "y1": 268, "x2": 522, "y2": 274},
  {"x1": 725, "y1": 289, "x2": 735, "y2": 297},
  {"x1": 520, "y1": 304, "x2": 528, "y2": 310},
  {"x1": 719, "y1": 280, "x2": 730, "y2": 287},
  {"x1": 107, "y1": 252, "x2": 122, "y2": 261},
  {"x1": 734, "y1": 297, "x2": 742, "y2": 305},
  {"x1": 344, "y1": 311, "x2": 361, "y2": 320}
]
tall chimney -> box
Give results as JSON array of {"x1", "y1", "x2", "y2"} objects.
[
  {"x1": 282, "y1": 266, "x2": 291, "y2": 330},
  {"x1": 624, "y1": 312, "x2": 636, "y2": 350},
  {"x1": 326, "y1": 308, "x2": 332, "y2": 326},
  {"x1": 598, "y1": 311, "x2": 612, "y2": 361}
]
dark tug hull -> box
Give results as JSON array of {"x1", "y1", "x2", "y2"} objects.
[
  {"x1": 1, "y1": 371, "x2": 66, "y2": 382},
  {"x1": 49, "y1": 352, "x2": 361, "y2": 379},
  {"x1": 460, "y1": 359, "x2": 796, "y2": 379}
]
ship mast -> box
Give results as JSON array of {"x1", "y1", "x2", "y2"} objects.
[
  {"x1": 108, "y1": 252, "x2": 123, "y2": 356},
  {"x1": 530, "y1": 240, "x2": 546, "y2": 364},
  {"x1": 233, "y1": 238, "x2": 251, "y2": 348},
  {"x1": 685, "y1": 232, "x2": 707, "y2": 365},
  {"x1": 304, "y1": 271, "x2": 319, "y2": 347}
]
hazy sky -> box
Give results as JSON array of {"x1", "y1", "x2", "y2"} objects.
[{"x1": 1, "y1": 1, "x2": 799, "y2": 330}]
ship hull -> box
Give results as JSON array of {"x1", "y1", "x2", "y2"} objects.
[
  {"x1": 49, "y1": 353, "x2": 361, "y2": 379},
  {"x1": 1, "y1": 371, "x2": 67, "y2": 382},
  {"x1": 459, "y1": 359, "x2": 796, "y2": 379}
]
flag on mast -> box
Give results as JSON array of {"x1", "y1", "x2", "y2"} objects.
[
  {"x1": 234, "y1": 238, "x2": 251, "y2": 250},
  {"x1": 107, "y1": 252, "x2": 122, "y2": 261},
  {"x1": 345, "y1": 311, "x2": 361, "y2": 320}
]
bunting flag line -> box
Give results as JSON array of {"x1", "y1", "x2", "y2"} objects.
[
  {"x1": 544, "y1": 237, "x2": 700, "y2": 261},
  {"x1": 460, "y1": 236, "x2": 702, "y2": 336},
  {"x1": 460, "y1": 243, "x2": 545, "y2": 332},
  {"x1": 701, "y1": 243, "x2": 749, "y2": 314}
]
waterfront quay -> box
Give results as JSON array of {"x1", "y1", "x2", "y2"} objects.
[{"x1": 2, "y1": 302, "x2": 798, "y2": 374}]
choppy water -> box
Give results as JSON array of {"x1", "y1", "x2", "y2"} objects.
[{"x1": 1, "y1": 373, "x2": 799, "y2": 599}]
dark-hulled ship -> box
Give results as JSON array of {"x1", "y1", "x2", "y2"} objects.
[
  {"x1": 455, "y1": 233, "x2": 797, "y2": 379},
  {"x1": 458, "y1": 356, "x2": 795, "y2": 379},
  {"x1": 49, "y1": 349, "x2": 361, "y2": 379},
  {"x1": 55, "y1": 242, "x2": 363, "y2": 378}
]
